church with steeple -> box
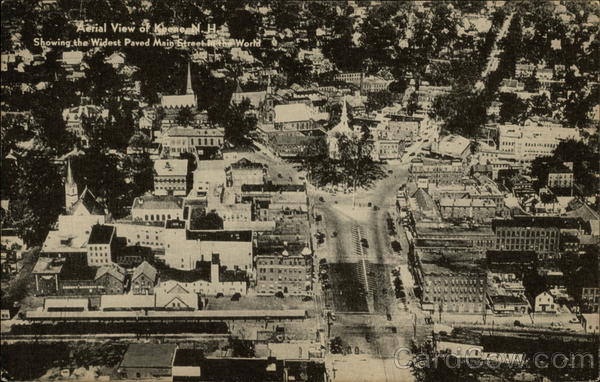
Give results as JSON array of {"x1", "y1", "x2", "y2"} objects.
[
  {"x1": 64, "y1": 159, "x2": 107, "y2": 217},
  {"x1": 327, "y1": 97, "x2": 362, "y2": 159},
  {"x1": 160, "y1": 62, "x2": 198, "y2": 110}
]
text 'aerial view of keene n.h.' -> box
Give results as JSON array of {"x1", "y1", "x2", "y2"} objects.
[{"x1": 0, "y1": 0, "x2": 599, "y2": 381}]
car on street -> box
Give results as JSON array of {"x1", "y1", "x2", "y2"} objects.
[{"x1": 568, "y1": 317, "x2": 580, "y2": 324}]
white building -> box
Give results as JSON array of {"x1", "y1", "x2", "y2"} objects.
[
  {"x1": 162, "y1": 127, "x2": 225, "y2": 156},
  {"x1": 86, "y1": 224, "x2": 116, "y2": 266},
  {"x1": 498, "y1": 124, "x2": 580, "y2": 162},
  {"x1": 163, "y1": 227, "x2": 253, "y2": 272},
  {"x1": 131, "y1": 195, "x2": 183, "y2": 223},
  {"x1": 534, "y1": 291, "x2": 556, "y2": 313},
  {"x1": 581, "y1": 313, "x2": 599, "y2": 334},
  {"x1": 153, "y1": 159, "x2": 188, "y2": 196},
  {"x1": 156, "y1": 256, "x2": 247, "y2": 297}
]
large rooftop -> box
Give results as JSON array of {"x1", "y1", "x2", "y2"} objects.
[{"x1": 88, "y1": 224, "x2": 115, "y2": 245}]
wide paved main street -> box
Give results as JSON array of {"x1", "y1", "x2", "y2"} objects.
[{"x1": 310, "y1": 160, "x2": 427, "y2": 382}]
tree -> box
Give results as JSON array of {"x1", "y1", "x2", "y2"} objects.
[
  {"x1": 528, "y1": 94, "x2": 552, "y2": 117},
  {"x1": 522, "y1": 71, "x2": 541, "y2": 92},
  {"x1": 430, "y1": 85, "x2": 486, "y2": 138},
  {"x1": 365, "y1": 90, "x2": 395, "y2": 113},
  {"x1": 71, "y1": 150, "x2": 128, "y2": 217},
  {"x1": 9, "y1": 150, "x2": 63, "y2": 245},
  {"x1": 498, "y1": 93, "x2": 528, "y2": 124},
  {"x1": 330, "y1": 336, "x2": 345, "y2": 354},
  {"x1": 222, "y1": 98, "x2": 257, "y2": 147},
  {"x1": 337, "y1": 132, "x2": 386, "y2": 193},
  {"x1": 301, "y1": 139, "x2": 341, "y2": 187},
  {"x1": 406, "y1": 91, "x2": 419, "y2": 116},
  {"x1": 176, "y1": 107, "x2": 194, "y2": 126},
  {"x1": 227, "y1": 9, "x2": 260, "y2": 40},
  {"x1": 190, "y1": 210, "x2": 224, "y2": 230}
]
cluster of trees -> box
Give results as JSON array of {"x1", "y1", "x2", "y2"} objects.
[
  {"x1": 530, "y1": 139, "x2": 599, "y2": 196},
  {"x1": 497, "y1": 92, "x2": 553, "y2": 123},
  {"x1": 302, "y1": 131, "x2": 385, "y2": 192}
]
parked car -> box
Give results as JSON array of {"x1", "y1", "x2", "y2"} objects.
[
  {"x1": 569, "y1": 317, "x2": 580, "y2": 324},
  {"x1": 361, "y1": 238, "x2": 369, "y2": 248}
]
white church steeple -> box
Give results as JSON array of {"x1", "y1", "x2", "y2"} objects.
[{"x1": 65, "y1": 159, "x2": 78, "y2": 209}]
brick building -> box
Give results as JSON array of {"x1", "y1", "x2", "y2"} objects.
[
  {"x1": 492, "y1": 216, "x2": 589, "y2": 260},
  {"x1": 94, "y1": 264, "x2": 127, "y2": 294},
  {"x1": 131, "y1": 261, "x2": 158, "y2": 295},
  {"x1": 408, "y1": 159, "x2": 467, "y2": 185},
  {"x1": 256, "y1": 251, "x2": 312, "y2": 296},
  {"x1": 416, "y1": 262, "x2": 487, "y2": 314}
]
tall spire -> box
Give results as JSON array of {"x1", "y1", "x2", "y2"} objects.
[
  {"x1": 65, "y1": 158, "x2": 78, "y2": 210},
  {"x1": 340, "y1": 96, "x2": 348, "y2": 126},
  {"x1": 186, "y1": 62, "x2": 194, "y2": 95},
  {"x1": 266, "y1": 74, "x2": 272, "y2": 94}
]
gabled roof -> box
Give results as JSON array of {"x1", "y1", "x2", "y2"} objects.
[
  {"x1": 120, "y1": 343, "x2": 177, "y2": 369},
  {"x1": 155, "y1": 291, "x2": 197, "y2": 309},
  {"x1": 69, "y1": 187, "x2": 106, "y2": 216},
  {"x1": 95, "y1": 264, "x2": 126, "y2": 282},
  {"x1": 274, "y1": 103, "x2": 313, "y2": 123},
  {"x1": 132, "y1": 261, "x2": 157, "y2": 282},
  {"x1": 160, "y1": 94, "x2": 196, "y2": 109}
]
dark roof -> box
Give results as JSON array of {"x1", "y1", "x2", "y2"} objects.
[
  {"x1": 88, "y1": 224, "x2": 115, "y2": 244},
  {"x1": 120, "y1": 343, "x2": 177, "y2": 369},
  {"x1": 174, "y1": 356, "x2": 283, "y2": 381},
  {"x1": 229, "y1": 158, "x2": 265, "y2": 169},
  {"x1": 186, "y1": 230, "x2": 252, "y2": 242},
  {"x1": 492, "y1": 216, "x2": 589, "y2": 231},
  {"x1": 173, "y1": 349, "x2": 204, "y2": 367},
  {"x1": 489, "y1": 295, "x2": 527, "y2": 305},
  {"x1": 70, "y1": 187, "x2": 106, "y2": 215},
  {"x1": 241, "y1": 184, "x2": 306, "y2": 193},
  {"x1": 166, "y1": 219, "x2": 187, "y2": 229},
  {"x1": 172, "y1": 357, "x2": 326, "y2": 382},
  {"x1": 60, "y1": 259, "x2": 97, "y2": 281},
  {"x1": 486, "y1": 250, "x2": 537, "y2": 264},
  {"x1": 548, "y1": 163, "x2": 573, "y2": 174}
]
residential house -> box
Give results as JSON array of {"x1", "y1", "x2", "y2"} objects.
[
  {"x1": 94, "y1": 264, "x2": 127, "y2": 294},
  {"x1": 131, "y1": 261, "x2": 158, "y2": 295},
  {"x1": 62, "y1": 104, "x2": 109, "y2": 147},
  {"x1": 534, "y1": 291, "x2": 556, "y2": 313}
]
